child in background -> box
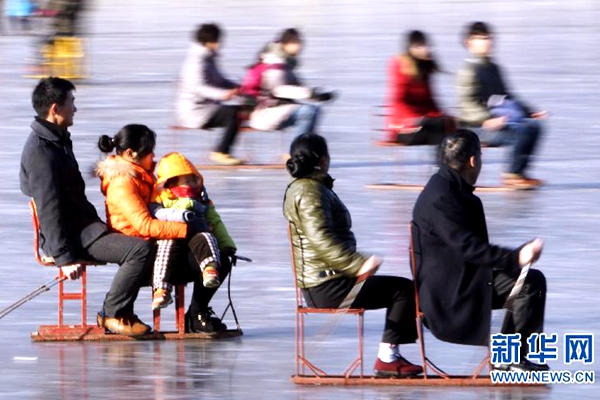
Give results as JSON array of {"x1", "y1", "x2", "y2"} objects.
[{"x1": 149, "y1": 152, "x2": 236, "y2": 309}]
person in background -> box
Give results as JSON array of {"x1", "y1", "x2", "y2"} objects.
[
  {"x1": 457, "y1": 21, "x2": 547, "y2": 189},
  {"x1": 246, "y1": 29, "x2": 334, "y2": 148},
  {"x1": 46, "y1": 0, "x2": 85, "y2": 37},
  {"x1": 176, "y1": 23, "x2": 243, "y2": 166},
  {"x1": 5, "y1": 0, "x2": 35, "y2": 33},
  {"x1": 386, "y1": 30, "x2": 455, "y2": 145}
]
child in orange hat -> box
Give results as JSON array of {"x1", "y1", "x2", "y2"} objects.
[{"x1": 149, "y1": 152, "x2": 236, "y2": 311}]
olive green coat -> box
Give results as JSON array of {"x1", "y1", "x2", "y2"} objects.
[{"x1": 283, "y1": 172, "x2": 366, "y2": 289}]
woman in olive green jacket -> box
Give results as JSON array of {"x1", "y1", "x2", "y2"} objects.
[{"x1": 283, "y1": 134, "x2": 422, "y2": 378}]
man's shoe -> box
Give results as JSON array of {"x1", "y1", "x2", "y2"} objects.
[
  {"x1": 493, "y1": 358, "x2": 550, "y2": 372},
  {"x1": 502, "y1": 173, "x2": 544, "y2": 190},
  {"x1": 508, "y1": 359, "x2": 550, "y2": 372},
  {"x1": 374, "y1": 357, "x2": 423, "y2": 377},
  {"x1": 97, "y1": 313, "x2": 151, "y2": 337},
  {"x1": 185, "y1": 308, "x2": 227, "y2": 333},
  {"x1": 210, "y1": 152, "x2": 245, "y2": 166}
]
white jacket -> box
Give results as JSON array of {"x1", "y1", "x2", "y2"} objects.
[
  {"x1": 249, "y1": 43, "x2": 313, "y2": 131},
  {"x1": 176, "y1": 44, "x2": 237, "y2": 128}
]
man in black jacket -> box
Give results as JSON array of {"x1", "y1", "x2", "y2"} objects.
[
  {"x1": 20, "y1": 77, "x2": 155, "y2": 337},
  {"x1": 412, "y1": 129, "x2": 548, "y2": 372}
]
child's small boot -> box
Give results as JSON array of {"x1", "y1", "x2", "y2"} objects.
[
  {"x1": 152, "y1": 287, "x2": 173, "y2": 310},
  {"x1": 202, "y1": 264, "x2": 221, "y2": 288}
]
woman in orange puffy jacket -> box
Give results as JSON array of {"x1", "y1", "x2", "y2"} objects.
[
  {"x1": 96, "y1": 125, "x2": 187, "y2": 240},
  {"x1": 95, "y1": 124, "x2": 233, "y2": 334},
  {"x1": 386, "y1": 30, "x2": 455, "y2": 144}
]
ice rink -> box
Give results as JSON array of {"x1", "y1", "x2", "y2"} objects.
[{"x1": 0, "y1": 0, "x2": 599, "y2": 398}]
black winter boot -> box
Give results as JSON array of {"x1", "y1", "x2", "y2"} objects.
[{"x1": 185, "y1": 307, "x2": 227, "y2": 333}]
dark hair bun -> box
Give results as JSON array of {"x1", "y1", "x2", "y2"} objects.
[
  {"x1": 98, "y1": 135, "x2": 115, "y2": 153},
  {"x1": 286, "y1": 133, "x2": 328, "y2": 178},
  {"x1": 286, "y1": 154, "x2": 316, "y2": 178}
]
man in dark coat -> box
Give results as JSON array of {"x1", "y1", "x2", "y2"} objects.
[
  {"x1": 20, "y1": 77, "x2": 155, "y2": 337},
  {"x1": 412, "y1": 129, "x2": 548, "y2": 372}
]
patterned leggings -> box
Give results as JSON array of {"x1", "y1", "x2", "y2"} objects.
[{"x1": 153, "y1": 233, "x2": 221, "y2": 291}]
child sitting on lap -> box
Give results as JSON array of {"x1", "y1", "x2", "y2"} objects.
[{"x1": 149, "y1": 152, "x2": 236, "y2": 309}]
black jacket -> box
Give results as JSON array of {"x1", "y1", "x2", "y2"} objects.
[
  {"x1": 20, "y1": 118, "x2": 107, "y2": 265},
  {"x1": 412, "y1": 165, "x2": 520, "y2": 345},
  {"x1": 457, "y1": 57, "x2": 533, "y2": 127},
  {"x1": 473, "y1": 59, "x2": 531, "y2": 114}
]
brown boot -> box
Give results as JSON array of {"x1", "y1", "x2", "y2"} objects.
[
  {"x1": 97, "y1": 313, "x2": 151, "y2": 337},
  {"x1": 502, "y1": 173, "x2": 544, "y2": 189}
]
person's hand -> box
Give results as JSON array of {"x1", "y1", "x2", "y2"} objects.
[
  {"x1": 518, "y1": 238, "x2": 544, "y2": 267},
  {"x1": 186, "y1": 218, "x2": 205, "y2": 239},
  {"x1": 311, "y1": 87, "x2": 337, "y2": 102},
  {"x1": 482, "y1": 116, "x2": 508, "y2": 131},
  {"x1": 356, "y1": 255, "x2": 382, "y2": 282},
  {"x1": 222, "y1": 247, "x2": 237, "y2": 258},
  {"x1": 183, "y1": 211, "x2": 196, "y2": 222},
  {"x1": 223, "y1": 88, "x2": 240, "y2": 101},
  {"x1": 61, "y1": 264, "x2": 83, "y2": 280},
  {"x1": 531, "y1": 110, "x2": 549, "y2": 120}
]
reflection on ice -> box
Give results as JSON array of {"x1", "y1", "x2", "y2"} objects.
[{"x1": 0, "y1": 0, "x2": 599, "y2": 399}]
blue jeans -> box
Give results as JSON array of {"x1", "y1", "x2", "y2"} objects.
[
  {"x1": 278, "y1": 103, "x2": 321, "y2": 136},
  {"x1": 476, "y1": 119, "x2": 542, "y2": 175}
]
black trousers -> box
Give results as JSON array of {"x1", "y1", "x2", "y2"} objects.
[
  {"x1": 188, "y1": 252, "x2": 232, "y2": 314},
  {"x1": 303, "y1": 275, "x2": 418, "y2": 344},
  {"x1": 154, "y1": 233, "x2": 221, "y2": 290},
  {"x1": 492, "y1": 268, "x2": 547, "y2": 355},
  {"x1": 202, "y1": 105, "x2": 241, "y2": 154},
  {"x1": 395, "y1": 116, "x2": 455, "y2": 146},
  {"x1": 166, "y1": 238, "x2": 232, "y2": 314},
  {"x1": 85, "y1": 233, "x2": 156, "y2": 318}
]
